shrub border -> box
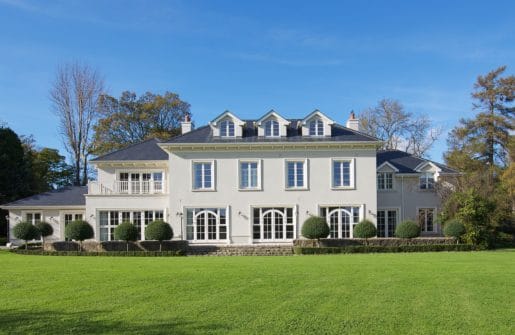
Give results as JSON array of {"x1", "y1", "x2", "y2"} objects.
[{"x1": 294, "y1": 244, "x2": 479, "y2": 255}]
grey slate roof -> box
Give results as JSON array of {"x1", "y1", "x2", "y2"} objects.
[
  {"x1": 1, "y1": 186, "x2": 87, "y2": 207},
  {"x1": 91, "y1": 138, "x2": 168, "y2": 162},
  {"x1": 164, "y1": 120, "x2": 379, "y2": 144},
  {"x1": 377, "y1": 150, "x2": 458, "y2": 174}
]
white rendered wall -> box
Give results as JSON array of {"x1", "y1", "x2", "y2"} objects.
[{"x1": 168, "y1": 148, "x2": 377, "y2": 244}]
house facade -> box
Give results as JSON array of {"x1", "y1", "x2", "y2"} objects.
[{"x1": 2, "y1": 110, "x2": 457, "y2": 245}]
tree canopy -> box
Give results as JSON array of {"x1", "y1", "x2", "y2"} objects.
[
  {"x1": 359, "y1": 98, "x2": 441, "y2": 157},
  {"x1": 92, "y1": 91, "x2": 191, "y2": 155}
]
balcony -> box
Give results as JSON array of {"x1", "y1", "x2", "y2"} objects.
[{"x1": 88, "y1": 180, "x2": 166, "y2": 195}]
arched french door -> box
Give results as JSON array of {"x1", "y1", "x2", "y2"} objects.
[
  {"x1": 327, "y1": 208, "x2": 352, "y2": 238},
  {"x1": 194, "y1": 210, "x2": 220, "y2": 241},
  {"x1": 253, "y1": 207, "x2": 295, "y2": 242}
]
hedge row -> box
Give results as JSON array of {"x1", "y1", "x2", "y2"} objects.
[
  {"x1": 294, "y1": 244, "x2": 479, "y2": 255},
  {"x1": 11, "y1": 250, "x2": 185, "y2": 257}
]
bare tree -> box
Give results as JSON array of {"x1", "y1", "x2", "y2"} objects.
[
  {"x1": 50, "y1": 62, "x2": 104, "y2": 186},
  {"x1": 359, "y1": 98, "x2": 441, "y2": 157}
]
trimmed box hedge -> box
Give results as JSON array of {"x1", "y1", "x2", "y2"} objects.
[
  {"x1": 11, "y1": 250, "x2": 185, "y2": 257},
  {"x1": 293, "y1": 244, "x2": 479, "y2": 255}
]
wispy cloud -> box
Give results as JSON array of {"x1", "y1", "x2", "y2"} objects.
[{"x1": 229, "y1": 51, "x2": 344, "y2": 67}]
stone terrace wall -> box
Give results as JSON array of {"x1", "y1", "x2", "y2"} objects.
[{"x1": 294, "y1": 237, "x2": 455, "y2": 248}]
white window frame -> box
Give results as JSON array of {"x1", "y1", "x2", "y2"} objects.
[
  {"x1": 319, "y1": 205, "x2": 363, "y2": 239},
  {"x1": 309, "y1": 118, "x2": 324, "y2": 136},
  {"x1": 419, "y1": 172, "x2": 435, "y2": 190},
  {"x1": 115, "y1": 169, "x2": 166, "y2": 194},
  {"x1": 98, "y1": 209, "x2": 164, "y2": 241},
  {"x1": 377, "y1": 172, "x2": 394, "y2": 191},
  {"x1": 417, "y1": 207, "x2": 436, "y2": 233},
  {"x1": 284, "y1": 159, "x2": 308, "y2": 190},
  {"x1": 192, "y1": 160, "x2": 216, "y2": 191},
  {"x1": 376, "y1": 208, "x2": 399, "y2": 238},
  {"x1": 220, "y1": 120, "x2": 235, "y2": 137},
  {"x1": 184, "y1": 206, "x2": 230, "y2": 243},
  {"x1": 61, "y1": 211, "x2": 84, "y2": 240},
  {"x1": 251, "y1": 206, "x2": 297, "y2": 242},
  {"x1": 331, "y1": 158, "x2": 355, "y2": 189},
  {"x1": 238, "y1": 159, "x2": 262, "y2": 191},
  {"x1": 264, "y1": 119, "x2": 280, "y2": 137},
  {"x1": 22, "y1": 211, "x2": 42, "y2": 225}
]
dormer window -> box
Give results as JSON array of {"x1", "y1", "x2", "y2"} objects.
[
  {"x1": 265, "y1": 120, "x2": 280, "y2": 137},
  {"x1": 309, "y1": 118, "x2": 324, "y2": 136},
  {"x1": 220, "y1": 120, "x2": 235, "y2": 137}
]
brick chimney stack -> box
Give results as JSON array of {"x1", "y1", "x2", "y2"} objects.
[{"x1": 346, "y1": 111, "x2": 360, "y2": 131}]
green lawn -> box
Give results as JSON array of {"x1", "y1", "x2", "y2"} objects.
[{"x1": 0, "y1": 251, "x2": 514, "y2": 334}]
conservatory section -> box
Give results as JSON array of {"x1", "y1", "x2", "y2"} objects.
[{"x1": 99, "y1": 209, "x2": 164, "y2": 241}]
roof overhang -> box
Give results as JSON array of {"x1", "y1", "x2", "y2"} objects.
[
  {"x1": 414, "y1": 161, "x2": 441, "y2": 173},
  {"x1": 256, "y1": 110, "x2": 290, "y2": 126},
  {"x1": 2, "y1": 205, "x2": 86, "y2": 210},
  {"x1": 92, "y1": 160, "x2": 168, "y2": 168},
  {"x1": 302, "y1": 109, "x2": 335, "y2": 125},
  {"x1": 209, "y1": 111, "x2": 245, "y2": 126},
  {"x1": 159, "y1": 141, "x2": 381, "y2": 152}
]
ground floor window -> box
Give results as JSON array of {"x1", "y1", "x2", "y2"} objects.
[
  {"x1": 25, "y1": 212, "x2": 42, "y2": 225},
  {"x1": 186, "y1": 208, "x2": 228, "y2": 242},
  {"x1": 252, "y1": 207, "x2": 295, "y2": 241},
  {"x1": 377, "y1": 209, "x2": 397, "y2": 237},
  {"x1": 99, "y1": 210, "x2": 164, "y2": 241},
  {"x1": 418, "y1": 208, "x2": 435, "y2": 232},
  {"x1": 320, "y1": 206, "x2": 361, "y2": 238}
]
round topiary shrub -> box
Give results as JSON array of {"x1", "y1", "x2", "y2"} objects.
[
  {"x1": 114, "y1": 222, "x2": 139, "y2": 251},
  {"x1": 395, "y1": 220, "x2": 421, "y2": 239},
  {"x1": 145, "y1": 220, "x2": 173, "y2": 251},
  {"x1": 443, "y1": 219, "x2": 466, "y2": 243},
  {"x1": 35, "y1": 221, "x2": 53, "y2": 244},
  {"x1": 65, "y1": 220, "x2": 94, "y2": 251},
  {"x1": 13, "y1": 221, "x2": 40, "y2": 249},
  {"x1": 353, "y1": 219, "x2": 377, "y2": 244},
  {"x1": 301, "y1": 216, "x2": 330, "y2": 239}
]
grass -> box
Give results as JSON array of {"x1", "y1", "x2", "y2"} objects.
[{"x1": 0, "y1": 250, "x2": 514, "y2": 334}]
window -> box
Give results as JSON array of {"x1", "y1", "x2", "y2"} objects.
[
  {"x1": 252, "y1": 207, "x2": 295, "y2": 241},
  {"x1": 240, "y1": 161, "x2": 260, "y2": 190},
  {"x1": 286, "y1": 160, "x2": 307, "y2": 189},
  {"x1": 186, "y1": 208, "x2": 228, "y2": 242},
  {"x1": 25, "y1": 212, "x2": 42, "y2": 225},
  {"x1": 193, "y1": 161, "x2": 214, "y2": 190},
  {"x1": 418, "y1": 208, "x2": 435, "y2": 232},
  {"x1": 309, "y1": 118, "x2": 324, "y2": 136},
  {"x1": 220, "y1": 120, "x2": 235, "y2": 137},
  {"x1": 116, "y1": 171, "x2": 165, "y2": 194},
  {"x1": 320, "y1": 206, "x2": 361, "y2": 238},
  {"x1": 265, "y1": 119, "x2": 279, "y2": 137},
  {"x1": 332, "y1": 159, "x2": 354, "y2": 188},
  {"x1": 99, "y1": 210, "x2": 164, "y2": 241},
  {"x1": 377, "y1": 172, "x2": 393, "y2": 190},
  {"x1": 377, "y1": 210, "x2": 397, "y2": 237},
  {"x1": 420, "y1": 172, "x2": 435, "y2": 190}
]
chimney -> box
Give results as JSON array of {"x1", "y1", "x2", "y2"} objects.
[
  {"x1": 346, "y1": 111, "x2": 360, "y2": 131},
  {"x1": 181, "y1": 114, "x2": 192, "y2": 134}
]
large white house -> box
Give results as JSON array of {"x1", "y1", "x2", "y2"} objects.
[{"x1": 2, "y1": 110, "x2": 457, "y2": 245}]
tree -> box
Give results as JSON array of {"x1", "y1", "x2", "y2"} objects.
[
  {"x1": 359, "y1": 98, "x2": 441, "y2": 157},
  {"x1": 353, "y1": 219, "x2": 377, "y2": 244},
  {"x1": 92, "y1": 91, "x2": 191, "y2": 155},
  {"x1": 13, "y1": 222, "x2": 40, "y2": 250},
  {"x1": 301, "y1": 216, "x2": 330, "y2": 239},
  {"x1": 65, "y1": 220, "x2": 94, "y2": 251},
  {"x1": 443, "y1": 220, "x2": 466, "y2": 243},
  {"x1": 50, "y1": 62, "x2": 104, "y2": 186},
  {"x1": 144, "y1": 220, "x2": 173, "y2": 252},
  {"x1": 35, "y1": 221, "x2": 54, "y2": 245},
  {"x1": 0, "y1": 127, "x2": 30, "y2": 204},
  {"x1": 114, "y1": 222, "x2": 139, "y2": 252}
]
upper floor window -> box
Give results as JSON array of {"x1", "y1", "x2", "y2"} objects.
[
  {"x1": 420, "y1": 172, "x2": 435, "y2": 190},
  {"x1": 240, "y1": 161, "x2": 261, "y2": 190},
  {"x1": 193, "y1": 161, "x2": 215, "y2": 190},
  {"x1": 286, "y1": 160, "x2": 307, "y2": 189},
  {"x1": 332, "y1": 159, "x2": 353, "y2": 188},
  {"x1": 309, "y1": 118, "x2": 324, "y2": 136},
  {"x1": 265, "y1": 120, "x2": 279, "y2": 137},
  {"x1": 377, "y1": 172, "x2": 393, "y2": 190},
  {"x1": 220, "y1": 120, "x2": 235, "y2": 137}
]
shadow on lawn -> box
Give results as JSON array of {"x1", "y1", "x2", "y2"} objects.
[{"x1": 0, "y1": 309, "x2": 231, "y2": 334}]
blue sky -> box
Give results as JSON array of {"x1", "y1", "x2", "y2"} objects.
[{"x1": 0, "y1": 0, "x2": 514, "y2": 161}]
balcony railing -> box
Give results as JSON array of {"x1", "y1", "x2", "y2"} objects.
[{"x1": 88, "y1": 180, "x2": 166, "y2": 195}]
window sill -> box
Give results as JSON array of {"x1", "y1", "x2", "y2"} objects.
[
  {"x1": 191, "y1": 189, "x2": 217, "y2": 192},
  {"x1": 331, "y1": 186, "x2": 355, "y2": 190},
  {"x1": 238, "y1": 188, "x2": 263, "y2": 192},
  {"x1": 284, "y1": 187, "x2": 309, "y2": 191}
]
